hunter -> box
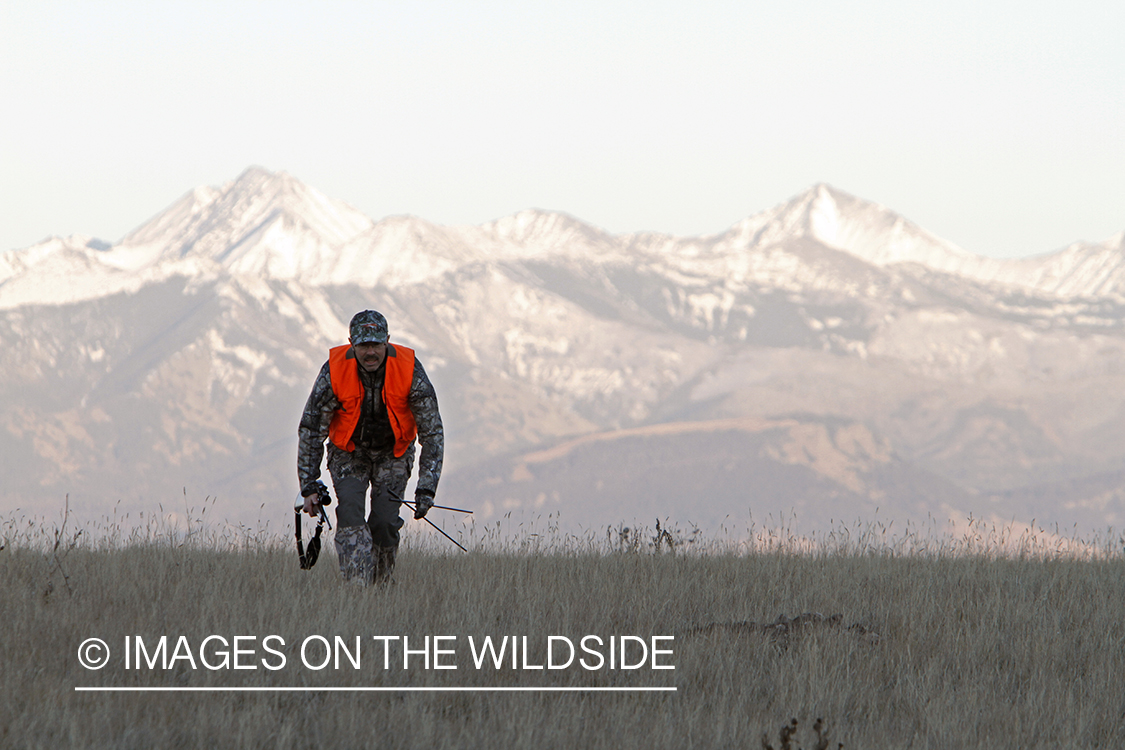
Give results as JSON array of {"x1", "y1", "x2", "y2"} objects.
[{"x1": 297, "y1": 310, "x2": 444, "y2": 584}]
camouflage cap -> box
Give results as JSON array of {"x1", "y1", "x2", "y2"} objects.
[{"x1": 349, "y1": 310, "x2": 389, "y2": 345}]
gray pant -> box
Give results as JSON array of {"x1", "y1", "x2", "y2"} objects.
[{"x1": 327, "y1": 443, "x2": 414, "y2": 548}]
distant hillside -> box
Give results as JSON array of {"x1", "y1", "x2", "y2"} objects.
[{"x1": 2, "y1": 168, "x2": 1124, "y2": 535}]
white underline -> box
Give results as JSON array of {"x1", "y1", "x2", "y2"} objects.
[{"x1": 75, "y1": 686, "x2": 676, "y2": 693}]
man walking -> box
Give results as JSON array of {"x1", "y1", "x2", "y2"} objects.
[{"x1": 297, "y1": 310, "x2": 444, "y2": 584}]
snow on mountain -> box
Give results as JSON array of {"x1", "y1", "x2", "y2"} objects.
[
  {"x1": 3, "y1": 167, "x2": 1125, "y2": 534},
  {"x1": 0, "y1": 235, "x2": 104, "y2": 285},
  {"x1": 609, "y1": 184, "x2": 996, "y2": 307},
  {"x1": 977, "y1": 231, "x2": 1125, "y2": 298},
  {"x1": 109, "y1": 185, "x2": 223, "y2": 271},
  {"x1": 714, "y1": 184, "x2": 1125, "y2": 300},
  {"x1": 307, "y1": 208, "x2": 631, "y2": 288},
  {"x1": 467, "y1": 209, "x2": 628, "y2": 261},
  {"x1": 5, "y1": 169, "x2": 1124, "y2": 309},
  {"x1": 620, "y1": 184, "x2": 1125, "y2": 303},
  {"x1": 0, "y1": 235, "x2": 156, "y2": 309},
  {"x1": 0, "y1": 168, "x2": 375, "y2": 308},
  {"x1": 119, "y1": 166, "x2": 375, "y2": 274},
  {"x1": 728, "y1": 184, "x2": 980, "y2": 269},
  {"x1": 315, "y1": 215, "x2": 486, "y2": 287}
]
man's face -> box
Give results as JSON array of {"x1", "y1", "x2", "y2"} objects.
[{"x1": 352, "y1": 341, "x2": 387, "y2": 372}]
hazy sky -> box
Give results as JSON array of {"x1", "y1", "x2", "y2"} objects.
[{"x1": 2, "y1": 1, "x2": 1122, "y2": 258}]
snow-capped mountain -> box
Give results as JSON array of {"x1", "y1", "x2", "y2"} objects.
[
  {"x1": 121, "y1": 167, "x2": 375, "y2": 269},
  {"x1": 714, "y1": 183, "x2": 979, "y2": 269},
  {"x1": 8, "y1": 168, "x2": 1124, "y2": 306},
  {"x1": 2, "y1": 168, "x2": 1124, "y2": 537}
]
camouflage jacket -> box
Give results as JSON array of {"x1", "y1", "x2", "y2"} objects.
[{"x1": 297, "y1": 345, "x2": 444, "y2": 500}]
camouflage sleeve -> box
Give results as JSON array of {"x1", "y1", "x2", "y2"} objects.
[
  {"x1": 409, "y1": 357, "x2": 444, "y2": 498},
  {"x1": 297, "y1": 361, "x2": 338, "y2": 498}
]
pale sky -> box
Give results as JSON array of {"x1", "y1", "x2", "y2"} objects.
[{"x1": 2, "y1": 0, "x2": 1122, "y2": 258}]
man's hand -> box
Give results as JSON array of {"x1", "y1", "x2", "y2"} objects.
[
  {"x1": 302, "y1": 494, "x2": 321, "y2": 517},
  {"x1": 414, "y1": 493, "x2": 435, "y2": 519}
]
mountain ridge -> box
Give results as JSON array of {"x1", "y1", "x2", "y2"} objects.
[
  {"x1": 3, "y1": 168, "x2": 1125, "y2": 537},
  {"x1": 5, "y1": 169, "x2": 1124, "y2": 310}
]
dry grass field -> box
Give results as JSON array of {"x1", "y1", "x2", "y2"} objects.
[{"x1": 3, "y1": 508, "x2": 1124, "y2": 749}]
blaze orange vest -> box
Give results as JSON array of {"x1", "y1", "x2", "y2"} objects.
[{"x1": 327, "y1": 344, "x2": 417, "y2": 457}]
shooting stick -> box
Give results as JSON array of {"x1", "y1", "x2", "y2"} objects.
[{"x1": 403, "y1": 500, "x2": 468, "y2": 552}]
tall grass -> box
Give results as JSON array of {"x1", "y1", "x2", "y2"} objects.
[{"x1": 3, "y1": 506, "x2": 1123, "y2": 749}]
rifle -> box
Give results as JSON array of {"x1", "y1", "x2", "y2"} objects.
[{"x1": 294, "y1": 481, "x2": 333, "y2": 569}]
